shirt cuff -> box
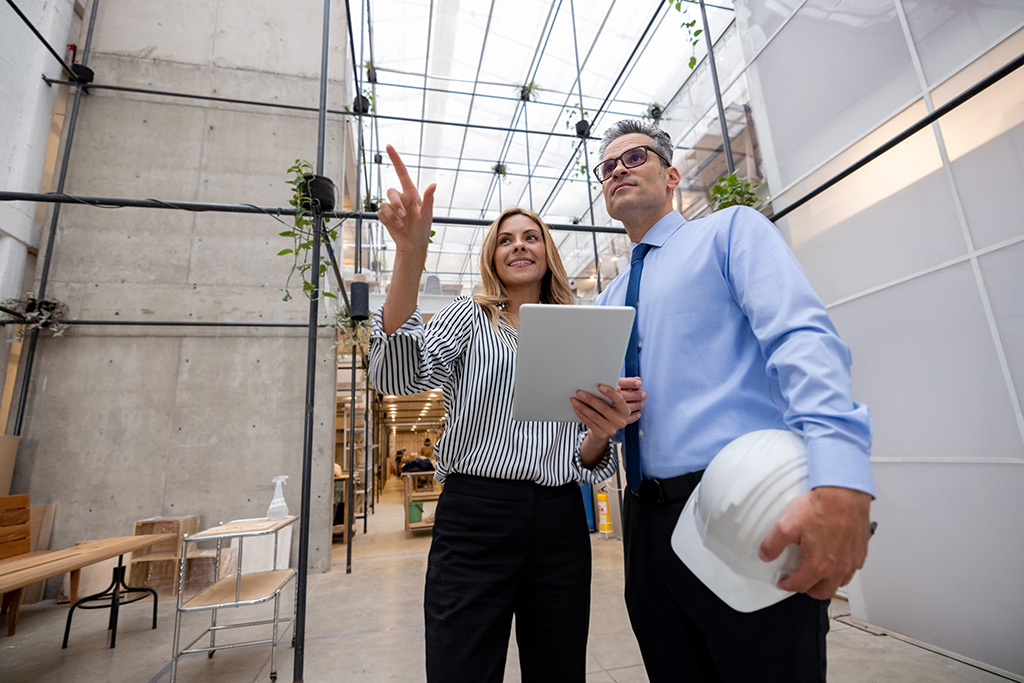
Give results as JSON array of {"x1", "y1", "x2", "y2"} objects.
[
  {"x1": 370, "y1": 304, "x2": 422, "y2": 339},
  {"x1": 806, "y1": 435, "x2": 876, "y2": 498},
  {"x1": 573, "y1": 429, "x2": 618, "y2": 484}
]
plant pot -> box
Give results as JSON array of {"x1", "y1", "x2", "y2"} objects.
[
  {"x1": 366, "y1": 65, "x2": 377, "y2": 84},
  {"x1": 353, "y1": 94, "x2": 371, "y2": 115},
  {"x1": 300, "y1": 174, "x2": 336, "y2": 212},
  {"x1": 575, "y1": 119, "x2": 591, "y2": 139},
  {"x1": 374, "y1": 152, "x2": 383, "y2": 164},
  {"x1": 349, "y1": 281, "x2": 370, "y2": 321},
  {"x1": 519, "y1": 86, "x2": 533, "y2": 102},
  {"x1": 70, "y1": 63, "x2": 94, "y2": 84}
]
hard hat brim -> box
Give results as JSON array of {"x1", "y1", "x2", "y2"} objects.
[{"x1": 671, "y1": 484, "x2": 796, "y2": 613}]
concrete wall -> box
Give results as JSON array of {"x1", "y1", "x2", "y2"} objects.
[
  {"x1": 733, "y1": 2, "x2": 1024, "y2": 675},
  {"x1": 8, "y1": 0, "x2": 356, "y2": 580}
]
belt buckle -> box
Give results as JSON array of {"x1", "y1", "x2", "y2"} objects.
[{"x1": 637, "y1": 479, "x2": 665, "y2": 504}]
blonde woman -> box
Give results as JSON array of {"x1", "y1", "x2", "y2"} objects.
[{"x1": 369, "y1": 146, "x2": 643, "y2": 683}]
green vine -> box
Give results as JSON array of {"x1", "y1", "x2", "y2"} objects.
[
  {"x1": 671, "y1": 2, "x2": 704, "y2": 69},
  {"x1": 279, "y1": 159, "x2": 346, "y2": 302}
]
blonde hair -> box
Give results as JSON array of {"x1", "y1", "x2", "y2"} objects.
[{"x1": 473, "y1": 207, "x2": 576, "y2": 328}]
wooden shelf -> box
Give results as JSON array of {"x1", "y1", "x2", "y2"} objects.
[
  {"x1": 183, "y1": 569, "x2": 295, "y2": 609},
  {"x1": 189, "y1": 516, "x2": 297, "y2": 540}
]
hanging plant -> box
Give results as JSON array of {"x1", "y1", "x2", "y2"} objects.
[
  {"x1": 709, "y1": 173, "x2": 760, "y2": 212},
  {"x1": 1, "y1": 294, "x2": 70, "y2": 341},
  {"x1": 491, "y1": 163, "x2": 508, "y2": 177},
  {"x1": 515, "y1": 81, "x2": 542, "y2": 102},
  {"x1": 363, "y1": 196, "x2": 384, "y2": 212},
  {"x1": 644, "y1": 102, "x2": 664, "y2": 123},
  {"x1": 279, "y1": 159, "x2": 345, "y2": 302},
  {"x1": 327, "y1": 306, "x2": 373, "y2": 357}
]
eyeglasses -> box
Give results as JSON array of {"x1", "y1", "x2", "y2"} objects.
[{"x1": 594, "y1": 145, "x2": 672, "y2": 183}]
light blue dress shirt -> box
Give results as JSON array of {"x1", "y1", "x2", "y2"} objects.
[{"x1": 596, "y1": 207, "x2": 874, "y2": 495}]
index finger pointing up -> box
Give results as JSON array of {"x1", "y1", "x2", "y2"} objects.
[{"x1": 386, "y1": 145, "x2": 417, "y2": 194}]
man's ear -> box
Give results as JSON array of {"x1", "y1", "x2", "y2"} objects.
[{"x1": 666, "y1": 165, "x2": 681, "y2": 191}]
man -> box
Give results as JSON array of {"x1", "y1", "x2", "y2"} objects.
[{"x1": 594, "y1": 119, "x2": 874, "y2": 682}]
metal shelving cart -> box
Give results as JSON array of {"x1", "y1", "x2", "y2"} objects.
[{"x1": 169, "y1": 516, "x2": 297, "y2": 682}]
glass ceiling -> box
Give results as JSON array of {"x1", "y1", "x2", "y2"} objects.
[{"x1": 344, "y1": 0, "x2": 737, "y2": 297}]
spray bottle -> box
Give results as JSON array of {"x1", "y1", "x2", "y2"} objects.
[{"x1": 267, "y1": 475, "x2": 289, "y2": 519}]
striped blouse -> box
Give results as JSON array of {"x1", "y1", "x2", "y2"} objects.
[{"x1": 368, "y1": 296, "x2": 617, "y2": 486}]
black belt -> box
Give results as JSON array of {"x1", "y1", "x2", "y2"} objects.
[{"x1": 635, "y1": 470, "x2": 705, "y2": 505}]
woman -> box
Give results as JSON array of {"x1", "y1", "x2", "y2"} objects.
[{"x1": 369, "y1": 145, "x2": 643, "y2": 682}]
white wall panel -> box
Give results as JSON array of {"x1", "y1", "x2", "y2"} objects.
[
  {"x1": 854, "y1": 462, "x2": 1024, "y2": 676},
  {"x1": 978, "y1": 242, "x2": 1024, "y2": 418},
  {"x1": 938, "y1": 64, "x2": 1024, "y2": 251},
  {"x1": 786, "y1": 127, "x2": 965, "y2": 304},
  {"x1": 900, "y1": 0, "x2": 1024, "y2": 87},
  {"x1": 749, "y1": 0, "x2": 920, "y2": 187},
  {"x1": 828, "y1": 262, "x2": 1023, "y2": 461}
]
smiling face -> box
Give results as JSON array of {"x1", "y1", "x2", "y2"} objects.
[
  {"x1": 492, "y1": 213, "x2": 549, "y2": 292},
  {"x1": 600, "y1": 132, "x2": 680, "y2": 239}
]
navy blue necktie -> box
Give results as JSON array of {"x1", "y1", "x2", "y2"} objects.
[{"x1": 623, "y1": 243, "x2": 651, "y2": 493}]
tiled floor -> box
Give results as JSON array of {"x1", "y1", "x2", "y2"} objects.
[{"x1": 0, "y1": 479, "x2": 1016, "y2": 682}]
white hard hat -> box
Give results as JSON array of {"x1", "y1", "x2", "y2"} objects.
[{"x1": 670, "y1": 429, "x2": 809, "y2": 613}]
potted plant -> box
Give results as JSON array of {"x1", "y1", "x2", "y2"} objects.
[
  {"x1": 0, "y1": 293, "x2": 70, "y2": 341},
  {"x1": 364, "y1": 59, "x2": 377, "y2": 84},
  {"x1": 708, "y1": 173, "x2": 760, "y2": 212},
  {"x1": 645, "y1": 102, "x2": 664, "y2": 123},
  {"x1": 279, "y1": 159, "x2": 342, "y2": 302},
  {"x1": 515, "y1": 81, "x2": 542, "y2": 102},
  {"x1": 363, "y1": 196, "x2": 384, "y2": 212},
  {"x1": 491, "y1": 163, "x2": 508, "y2": 178}
]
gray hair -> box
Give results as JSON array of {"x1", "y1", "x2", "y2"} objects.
[{"x1": 598, "y1": 119, "x2": 674, "y2": 167}]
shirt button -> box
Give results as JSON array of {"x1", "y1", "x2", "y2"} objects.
[
  {"x1": 639, "y1": 429, "x2": 645, "y2": 437},
  {"x1": 637, "y1": 341, "x2": 643, "y2": 349}
]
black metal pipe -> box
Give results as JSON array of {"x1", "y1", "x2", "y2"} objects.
[
  {"x1": 0, "y1": 191, "x2": 623, "y2": 233},
  {"x1": 769, "y1": 50, "x2": 1024, "y2": 223},
  {"x1": 13, "y1": 0, "x2": 100, "y2": 437},
  {"x1": 699, "y1": 0, "x2": 734, "y2": 175},
  {"x1": 4, "y1": 0, "x2": 82, "y2": 84},
  {"x1": 293, "y1": 0, "x2": 332, "y2": 678},
  {"x1": 377, "y1": 64, "x2": 652, "y2": 106},
  {"x1": 40, "y1": 79, "x2": 583, "y2": 138},
  {"x1": 49, "y1": 320, "x2": 313, "y2": 328},
  {"x1": 0, "y1": 306, "x2": 27, "y2": 322},
  {"x1": 377, "y1": 77, "x2": 636, "y2": 119}
]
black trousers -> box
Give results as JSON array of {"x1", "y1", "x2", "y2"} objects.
[
  {"x1": 623, "y1": 487, "x2": 829, "y2": 683},
  {"x1": 424, "y1": 474, "x2": 591, "y2": 683}
]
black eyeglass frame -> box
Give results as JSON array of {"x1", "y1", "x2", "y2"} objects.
[{"x1": 594, "y1": 145, "x2": 672, "y2": 183}]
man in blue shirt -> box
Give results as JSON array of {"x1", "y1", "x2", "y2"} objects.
[{"x1": 593, "y1": 120, "x2": 874, "y2": 682}]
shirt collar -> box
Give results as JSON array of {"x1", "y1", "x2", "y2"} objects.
[{"x1": 633, "y1": 210, "x2": 686, "y2": 250}]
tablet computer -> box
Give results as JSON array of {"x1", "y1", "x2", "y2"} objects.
[{"x1": 512, "y1": 304, "x2": 635, "y2": 423}]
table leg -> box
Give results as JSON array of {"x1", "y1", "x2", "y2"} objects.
[
  {"x1": 69, "y1": 569, "x2": 81, "y2": 604},
  {"x1": 2, "y1": 587, "x2": 24, "y2": 636}
]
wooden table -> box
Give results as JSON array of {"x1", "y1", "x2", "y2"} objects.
[{"x1": 0, "y1": 533, "x2": 175, "y2": 644}]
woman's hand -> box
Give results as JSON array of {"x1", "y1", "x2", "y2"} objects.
[
  {"x1": 573, "y1": 384, "x2": 635, "y2": 468},
  {"x1": 572, "y1": 384, "x2": 635, "y2": 439},
  {"x1": 378, "y1": 145, "x2": 436, "y2": 251}
]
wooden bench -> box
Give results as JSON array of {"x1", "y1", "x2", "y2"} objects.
[{"x1": 0, "y1": 495, "x2": 175, "y2": 646}]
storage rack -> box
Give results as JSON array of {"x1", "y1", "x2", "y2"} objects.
[{"x1": 169, "y1": 516, "x2": 297, "y2": 683}]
